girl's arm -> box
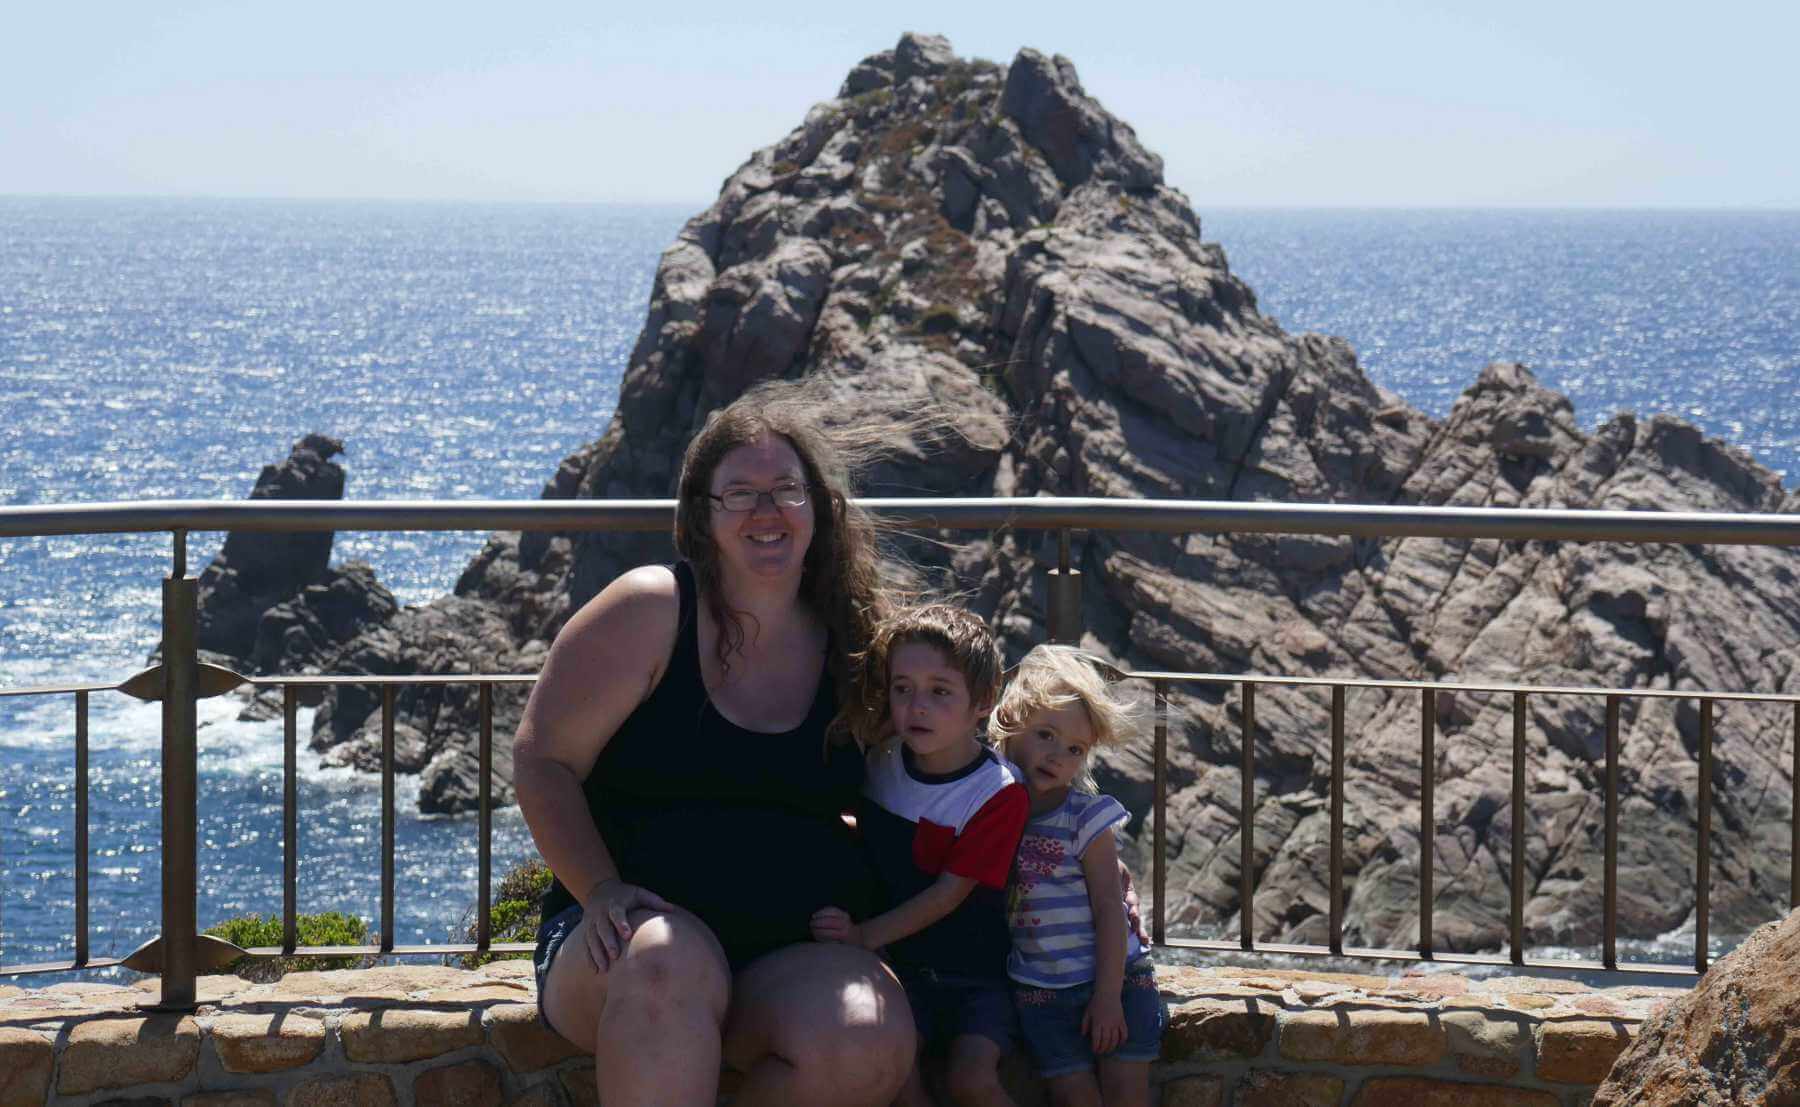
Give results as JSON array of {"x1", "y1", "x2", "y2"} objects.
[
  {"x1": 811, "y1": 871, "x2": 979, "y2": 950},
  {"x1": 1079, "y1": 826, "x2": 1129, "y2": 1053}
]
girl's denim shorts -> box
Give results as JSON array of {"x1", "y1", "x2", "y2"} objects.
[{"x1": 1012, "y1": 956, "x2": 1166, "y2": 1078}]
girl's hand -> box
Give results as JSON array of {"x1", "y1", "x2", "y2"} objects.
[
  {"x1": 810, "y1": 906, "x2": 864, "y2": 947},
  {"x1": 1081, "y1": 992, "x2": 1128, "y2": 1055},
  {"x1": 580, "y1": 877, "x2": 675, "y2": 972}
]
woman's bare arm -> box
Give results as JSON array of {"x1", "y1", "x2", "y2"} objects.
[{"x1": 513, "y1": 566, "x2": 681, "y2": 939}]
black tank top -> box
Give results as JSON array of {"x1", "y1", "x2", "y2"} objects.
[{"x1": 539, "y1": 562, "x2": 875, "y2": 967}]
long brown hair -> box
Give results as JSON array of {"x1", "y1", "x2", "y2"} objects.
[{"x1": 673, "y1": 378, "x2": 920, "y2": 736}]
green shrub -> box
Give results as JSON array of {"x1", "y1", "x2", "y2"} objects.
[
  {"x1": 455, "y1": 858, "x2": 552, "y2": 968},
  {"x1": 202, "y1": 912, "x2": 373, "y2": 981}
]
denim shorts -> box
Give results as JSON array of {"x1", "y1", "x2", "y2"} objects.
[
  {"x1": 1012, "y1": 956, "x2": 1167, "y2": 1078},
  {"x1": 895, "y1": 965, "x2": 1019, "y2": 1052},
  {"x1": 532, "y1": 903, "x2": 584, "y2": 1041}
]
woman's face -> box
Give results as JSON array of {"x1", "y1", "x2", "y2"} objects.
[{"x1": 707, "y1": 433, "x2": 817, "y2": 586}]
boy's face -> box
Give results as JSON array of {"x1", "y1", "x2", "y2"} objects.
[
  {"x1": 888, "y1": 640, "x2": 987, "y2": 762},
  {"x1": 1008, "y1": 703, "x2": 1095, "y2": 794}
]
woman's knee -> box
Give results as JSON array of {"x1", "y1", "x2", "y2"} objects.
[
  {"x1": 603, "y1": 909, "x2": 731, "y2": 1025},
  {"x1": 730, "y1": 945, "x2": 914, "y2": 1104}
]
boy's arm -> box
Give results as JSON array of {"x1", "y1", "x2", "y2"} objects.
[
  {"x1": 1080, "y1": 827, "x2": 1127, "y2": 999},
  {"x1": 855, "y1": 871, "x2": 980, "y2": 951}
]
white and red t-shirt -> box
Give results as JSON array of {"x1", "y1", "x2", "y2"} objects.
[{"x1": 857, "y1": 742, "x2": 1028, "y2": 977}]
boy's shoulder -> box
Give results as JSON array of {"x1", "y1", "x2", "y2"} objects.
[{"x1": 864, "y1": 743, "x2": 1024, "y2": 830}]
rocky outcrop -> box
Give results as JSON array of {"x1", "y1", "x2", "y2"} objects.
[
  {"x1": 192, "y1": 435, "x2": 399, "y2": 691},
  {"x1": 1593, "y1": 906, "x2": 1800, "y2": 1104},
  {"x1": 313, "y1": 28, "x2": 1800, "y2": 959}
]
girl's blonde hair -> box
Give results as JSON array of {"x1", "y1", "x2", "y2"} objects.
[{"x1": 992, "y1": 645, "x2": 1141, "y2": 792}]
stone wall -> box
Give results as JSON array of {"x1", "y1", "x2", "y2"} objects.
[{"x1": 0, "y1": 962, "x2": 1679, "y2": 1105}]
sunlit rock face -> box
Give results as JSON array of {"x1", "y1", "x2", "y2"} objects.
[{"x1": 317, "y1": 33, "x2": 1800, "y2": 961}]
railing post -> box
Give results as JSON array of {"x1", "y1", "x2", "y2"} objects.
[
  {"x1": 1696, "y1": 698, "x2": 1713, "y2": 973},
  {"x1": 1240, "y1": 681, "x2": 1255, "y2": 950},
  {"x1": 1419, "y1": 687, "x2": 1434, "y2": 959},
  {"x1": 1329, "y1": 684, "x2": 1345, "y2": 955},
  {"x1": 1152, "y1": 680, "x2": 1167, "y2": 946},
  {"x1": 1603, "y1": 695, "x2": 1620, "y2": 970},
  {"x1": 157, "y1": 529, "x2": 198, "y2": 1010},
  {"x1": 1510, "y1": 692, "x2": 1527, "y2": 965},
  {"x1": 1046, "y1": 529, "x2": 1081, "y2": 644}
]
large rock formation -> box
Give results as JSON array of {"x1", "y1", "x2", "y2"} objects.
[
  {"x1": 312, "y1": 34, "x2": 1800, "y2": 956},
  {"x1": 193, "y1": 435, "x2": 399, "y2": 691},
  {"x1": 1593, "y1": 906, "x2": 1800, "y2": 1104}
]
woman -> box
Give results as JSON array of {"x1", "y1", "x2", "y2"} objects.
[{"x1": 514, "y1": 380, "x2": 917, "y2": 1106}]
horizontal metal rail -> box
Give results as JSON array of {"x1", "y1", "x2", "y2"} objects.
[{"x1": 4, "y1": 496, "x2": 1800, "y2": 546}]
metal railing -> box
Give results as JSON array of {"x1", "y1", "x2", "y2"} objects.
[{"x1": 3, "y1": 496, "x2": 1800, "y2": 1009}]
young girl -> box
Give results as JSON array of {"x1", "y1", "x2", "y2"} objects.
[{"x1": 994, "y1": 645, "x2": 1166, "y2": 1107}]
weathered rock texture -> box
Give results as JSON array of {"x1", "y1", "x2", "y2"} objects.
[
  {"x1": 1593, "y1": 906, "x2": 1800, "y2": 1104},
  {"x1": 194, "y1": 435, "x2": 399, "y2": 683},
  {"x1": 313, "y1": 33, "x2": 1800, "y2": 956}
]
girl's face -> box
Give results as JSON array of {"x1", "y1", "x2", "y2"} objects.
[
  {"x1": 888, "y1": 640, "x2": 987, "y2": 766},
  {"x1": 708, "y1": 433, "x2": 815, "y2": 585},
  {"x1": 1009, "y1": 702, "x2": 1095, "y2": 794}
]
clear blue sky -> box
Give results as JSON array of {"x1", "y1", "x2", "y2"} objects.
[{"x1": 5, "y1": 0, "x2": 1795, "y2": 208}]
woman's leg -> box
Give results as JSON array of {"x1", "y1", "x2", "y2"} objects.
[
  {"x1": 720, "y1": 942, "x2": 915, "y2": 1107},
  {"x1": 541, "y1": 906, "x2": 732, "y2": 1107}
]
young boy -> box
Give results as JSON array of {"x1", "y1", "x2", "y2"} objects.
[{"x1": 811, "y1": 604, "x2": 1029, "y2": 1107}]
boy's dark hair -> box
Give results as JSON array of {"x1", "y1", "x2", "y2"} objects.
[{"x1": 840, "y1": 604, "x2": 1004, "y2": 747}]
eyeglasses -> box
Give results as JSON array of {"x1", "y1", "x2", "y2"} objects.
[{"x1": 707, "y1": 482, "x2": 811, "y2": 512}]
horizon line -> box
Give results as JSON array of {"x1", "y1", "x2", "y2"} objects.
[{"x1": 4, "y1": 192, "x2": 1798, "y2": 215}]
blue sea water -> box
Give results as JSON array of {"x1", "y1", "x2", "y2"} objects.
[{"x1": 1, "y1": 198, "x2": 1796, "y2": 975}]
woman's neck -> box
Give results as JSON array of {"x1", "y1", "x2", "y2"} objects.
[{"x1": 714, "y1": 564, "x2": 810, "y2": 635}]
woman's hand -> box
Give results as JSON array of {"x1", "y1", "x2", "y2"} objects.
[
  {"x1": 809, "y1": 906, "x2": 864, "y2": 948},
  {"x1": 1119, "y1": 861, "x2": 1150, "y2": 946},
  {"x1": 1082, "y1": 991, "x2": 1128, "y2": 1055},
  {"x1": 580, "y1": 877, "x2": 675, "y2": 972}
]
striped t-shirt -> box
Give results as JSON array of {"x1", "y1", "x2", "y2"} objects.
[{"x1": 1006, "y1": 791, "x2": 1144, "y2": 988}]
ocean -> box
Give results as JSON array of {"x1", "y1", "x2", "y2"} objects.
[{"x1": 2, "y1": 198, "x2": 1796, "y2": 975}]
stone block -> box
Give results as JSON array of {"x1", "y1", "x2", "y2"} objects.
[
  {"x1": 209, "y1": 1012, "x2": 326, "y2": 1073},
  {"x1": 415, "y1": 1060, "x2": 504, "y2": 1107},
  {"x1": 1537, "y1": 1019, "x2": 1632, "y2": 1084},
  {"x1": 339, "y1": 1007, "x2": 485, "y2": 1063},
  {"x1": 289, "y1": 1072, "x2": 396, "y2": 1107},
  {"x1": 503, "y1": 1088, "x2": 563, "y2": 1107},
  {"x1": 1162, "y1": 998, "x2": 1276, "y2": 1060},
  {"x1": 1236, "y1": 1070, "x2": 1345, "y2": 1106},
  {"x1": 289, "y1": 1074, "x2": 398, "y2": 1107},
  {"x1": 264, "y1": 965, "x2": 468, "y2": 1000},
  {"x1": 1158, "y1": 1075, "x2": 1223, "y2": 1107},
  {"x1": 1348, "y1": 1077, "x2": 1559, "y2": 1106},
  {"x1": 488, "y1": 1002, "x2": 585, "y2": 1071},
  {"x1": 0, "y1": 1028, "x2": 53, "y2": 1107},
  {"x1": 1443, "y1": 1010, "x2": 1523, "y2": 1079},
  {"x1": 58, "y1": 1014, "x2": 202, "y2": 1095},
  {"x1": 1278, "y1": 1009, "x2": 1445, "y2": 1066},
  {"x1": 183, "y1": 1093, "x2": 278, "y2": 1106}
]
